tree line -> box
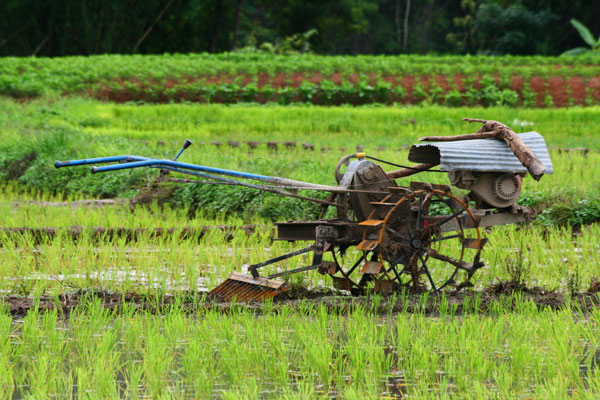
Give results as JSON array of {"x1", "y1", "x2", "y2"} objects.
[{"x1": 0, "y1": 0, "x2": 597, "y2": 57}]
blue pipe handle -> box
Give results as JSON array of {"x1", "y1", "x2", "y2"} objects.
[
  {"x1": 89, "y1": 158, "x2": 339, "y2": 190},
  {"x1": 91, "y1": 159, "x2": 274, "y2": 181},
  {"x1": 54, "y1": 155, "x2": 150, "y2": 169},
  {"x1": 55, "y1": 154, "x2": 340, "y2": 191}
]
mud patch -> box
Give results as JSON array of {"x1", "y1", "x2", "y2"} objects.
[
  {"x1": 129, "y1": 185, "x2": 177, "y2": 209},
  {"x1": 0, "y1": 224, "x2": 260, "y2": 244},
  {"x1": 9, "y1": 199, "x2": 128, "y2": 209},
  {"x1": 2, "y1": 286, "x2": 597, "y2": 318}
]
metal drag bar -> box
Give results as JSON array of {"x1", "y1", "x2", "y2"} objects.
[
  {"x1": 264, "y1": 240, "x2": 327, "y2": 279},
  {"x1": 247, "y1": 245, "x2": 315, "y2": 278},
  {"x1": 165, "y1": 176, "x2": 389, "y2": 194},
  {"x1": 160, "y1": 167, "x2": 339, "y2": 207}
]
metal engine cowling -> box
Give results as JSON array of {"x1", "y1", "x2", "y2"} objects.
[{"x1": 448, "y1": 171, "x2": 522, "y2": 208}]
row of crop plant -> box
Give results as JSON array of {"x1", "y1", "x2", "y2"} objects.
[
  {"x1": 1, "y1": 54, "x2": 599, "y2": 106},
  {"x1": 93, "y1": 74, "x2": 600, "y2": 107}
]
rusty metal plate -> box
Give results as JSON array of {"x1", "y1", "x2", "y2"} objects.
[
  {"x1": 357, "y1": 240, "x2": 379, "y2": 251},
  {"x1": 210, "y1": 272, "x2": 288, "y2": 302},
  {"x1": 462, "y1": 238, "x2": 488, "y2": 249},
  {"x1": 331, "y1": 276, "x2": 353, "y2": 291},
  {"x1": 359, "y1": 219, "x2": 385, "y2": 227},
  {"x1": 374, "y1": 279, "x2": 401, "y2": 295},
  {"x1": 361, "y1": 261, "x2": 383, "y2": 274}
]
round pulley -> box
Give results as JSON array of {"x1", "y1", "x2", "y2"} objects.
[
  {"x1": 334, "y1": 153, "x2": 366, "y2": 184},
  {"x1": 493, "y1": 173, "x2": 521, "y2": 201},
  {"x1": 466, "y1": 172, "x2": 523, "y2": 208}
]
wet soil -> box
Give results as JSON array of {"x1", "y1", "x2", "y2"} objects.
[{"x1": 3, "y1": 284, "x2": 598, "y2": 318}]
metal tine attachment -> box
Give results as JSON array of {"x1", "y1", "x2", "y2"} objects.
[
  {"x1": 210, "y1": 272, "x2": 288, "y2": 302},
  {"x1": 361, "y1": 261, "x2": 383, "y2": 274},
  {"x1": 210, "y1": 242, "x2": 327, "y2": 302}
]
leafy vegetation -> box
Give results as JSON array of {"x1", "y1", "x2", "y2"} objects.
[
  {"x1": 1, "y1": 53, "x2": 599, "y2": 106},
  {"x1": 562, "y1": 19, "x2": 600, "y2": 56}
]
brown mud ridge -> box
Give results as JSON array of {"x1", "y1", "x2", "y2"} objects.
[
  {"x1": 4, "y1": 283, "x2": 600, "y2": 318},
  {"x1": 0, "y1": 224, "x2": 260, "y2": 244},
  {"x1": 145, "y1": 139, "x2": 600, "y2": 156},
  {"x1": 9, "y1": 199, "x2": 128, "y2": 209}
]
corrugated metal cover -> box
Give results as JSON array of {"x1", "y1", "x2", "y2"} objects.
[{"x1": 408, "y1": 131, "x2": 553, "y2": 174}]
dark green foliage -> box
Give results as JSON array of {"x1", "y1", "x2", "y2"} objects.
[
  {"x1": 0, "y1": 0, "x2": 598, "y2": 57},
  {"x1": 472, "y1": 4, "x2": 558, "y2": 55},
  {"x1": 0, "y1": 128, "x2": 147, "y2": 199},
  {"x1": 0, "y1": 126, "x2": 325, "y2": 220},
  {"x1": 171, "y1": 184, "x2": 323, "y2": 220},
  {"x1": 448, "y1": 0, "x2": 597, "y2": 55},
  {"x1": 518, "y1": 191, "x2": 600, "y2": 227}
]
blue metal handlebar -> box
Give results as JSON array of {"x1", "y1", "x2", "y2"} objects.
[
  {"x1": 91, "y1": 159, "x2": 274, "y2": 180},
  {"x1": 54, "y1": 155, "x2": 151, "y2": 169},
  {"x1": 54, "y1": 155, "x2": 341, "y2": 191}
]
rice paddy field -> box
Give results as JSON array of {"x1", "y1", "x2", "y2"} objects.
[{"x1": 0, "y1": 95, "x2": 599, "y2": 398}]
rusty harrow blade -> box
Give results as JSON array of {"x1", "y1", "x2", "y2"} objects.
[
  {"x1": 374, "y1": 279, "x2": 402, "y2": 295},
  {"x1": 361, "y1": 261, "x2": 383, "y2": 274},
  {"x1": 210, "y1": 272, "x2": 289, "y2": 302},
  {"x1": 331, "y1": 276, "x2": 354, "y2": 291}
]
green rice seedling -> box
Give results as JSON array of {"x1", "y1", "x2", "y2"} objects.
[
  {"x1": 2, "y1": 297, "x2": 600, "y2": 397},
  {"x1": 142, "y1": 319, "x2": 177, "y2": 397},
  {"x1": 182, "y1": 334, "x2": 215, "y2": 398},
  {"x1": 0, "y1": 210, "x2": 597, "y2": 295},
  {"x1": 123, "y1": 359, "x2": 145, "y2": 399},
  {"x1": 19, "y1": 309, "x2": 67, "y2": 397},
  {"x1": 0, "y1": 312, "x2": 15, "y2": 398}
]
